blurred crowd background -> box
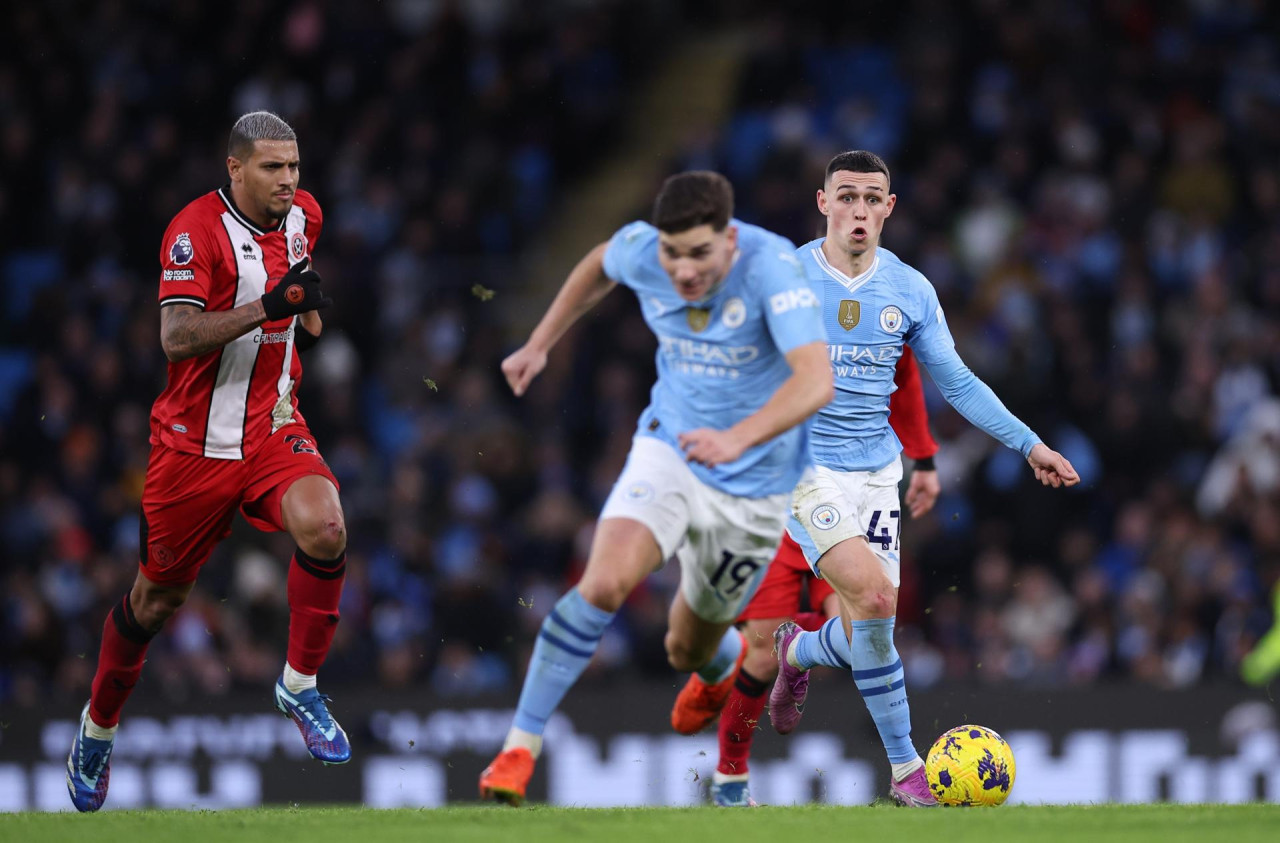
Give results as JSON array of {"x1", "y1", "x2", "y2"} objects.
[{"x1": 2, "y1": 0, "x2": 1279, "y2": 710}]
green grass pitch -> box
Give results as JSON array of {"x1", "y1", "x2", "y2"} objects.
[{"x1": 4, "y1": 804, "x2": 1280, "y2": 843}]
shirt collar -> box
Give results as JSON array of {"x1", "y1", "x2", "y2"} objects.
[
  {"x1": 217, "y1": 185, "x2": 287, "y2": 236},
  {"x1": 812, "y1": 243, "x2": 879, "y2": 293}
]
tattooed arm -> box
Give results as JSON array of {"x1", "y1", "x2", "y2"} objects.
[{"x1": 160, "y1": 302, "x2": 267, "y2": 362}]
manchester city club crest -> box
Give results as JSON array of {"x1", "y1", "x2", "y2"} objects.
[
  {"x1": 722, "y1": 297, "x2": 746, "y2": 329},
  {"x1": 625, "y1": 481, "x2": 655, "y2": 503},
  {"x1": 838, "y1": 300, "x2": 861, "y2": 331},
  {"x1": 170, "y1": 232, "x2": 194, "y2": 266},
  {"x1": 687, "y1": 307, "x2": 711, "y2": 332},
  {"x1": 811, "y1": 504, "x2": 841, "y2": 530},
  {"x1": 880, "y1": 305, "x2": 904, "y2": 332}
]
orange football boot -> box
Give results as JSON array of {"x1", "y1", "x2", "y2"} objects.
[
  {"x1": 479, "y1": 747, "x2": 535, "y2": 806},
  {"x1": 670, "y1": 631, "x2": 748, "y2": 735}
]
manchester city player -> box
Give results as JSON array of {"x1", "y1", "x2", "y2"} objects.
[
  {"x1": 767, "y1": 151, "x2": 1080, "y2": 806},
  {"x1": 479, "y1": 171, "x2": 833, "y2": 805}
]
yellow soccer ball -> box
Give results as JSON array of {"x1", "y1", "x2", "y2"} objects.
[{"x1": 925, "y1": 724, "x2": 1016, "y2": 806}]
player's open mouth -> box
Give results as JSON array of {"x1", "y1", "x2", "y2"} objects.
[{"x1": 852, "y1": 227, "x2": 867, "y2": 240}]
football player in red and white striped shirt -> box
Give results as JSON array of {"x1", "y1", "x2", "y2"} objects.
[{"x1": 67, "y1": 112, "x2": 351, "y2": 813}]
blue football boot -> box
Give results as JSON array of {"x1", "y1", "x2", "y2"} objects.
[
  {"x1": 66, "y1": 702, "x2": 114, "y2": 812},
  {"x1": 274, "y1": 676, "x2": 351, "y2": 764}
]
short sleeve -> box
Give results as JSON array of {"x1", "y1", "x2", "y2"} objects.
[
  {"x1": 758, "y1": 247, "x2": 825, "y2": 353},
  {"x1": 158, "y1": 211, "x2": 218, "y2": 310},
  {"x1": 602, "y1": 221, "x2": 653, "y2": 288}
]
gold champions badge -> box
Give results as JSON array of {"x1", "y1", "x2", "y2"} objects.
[
  {"x1": 838, "y1": 300, "x2": 861, "y2": 331},
  {"x1": 686, "y1": 307, "x2": 711, "y2": 332}
]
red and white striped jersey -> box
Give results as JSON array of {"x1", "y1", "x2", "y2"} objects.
[{"x1": 150, "y1": 186, "x2": 323, "y2": 460}]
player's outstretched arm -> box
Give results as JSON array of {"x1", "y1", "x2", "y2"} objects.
[
  {"x1": 914, "y1": 345, "x2": 1080, "y2": 489},
  {"x1": 502, "y1": 242, "x2": 616, "y2": 397},
  {"x1": 680, "y1": 340, "x2": 833, "y2": 467}
]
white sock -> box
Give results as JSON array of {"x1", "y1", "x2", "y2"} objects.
[
  {"x1": 84, "y1": 715, "x2": 117, "y2": 741},
  {"x1": 891, "y1": 756, "x2": 924, "y2": 782},
  {"x1": 712, "y1": 770, "x2": 749, "y2": 785},
  {"x1": 786, "y1": 644, "x2": 804, "y2": 670},
  {"x1": 282, "y1": 662, "x2": 317, "y2": 694},
  {"x1": 502, "y1": 727, "x2": 543, "y2": 759}
]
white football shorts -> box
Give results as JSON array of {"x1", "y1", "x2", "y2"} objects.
[
  {"x1": 599, "y1": 435, "x2": 791, "y2": 623},
  {"x1": 787, "y1": 457, "x2": 904, "y2": 587}
]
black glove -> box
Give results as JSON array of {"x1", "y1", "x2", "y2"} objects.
[{"x1": 261, "y1": 258, "x2": 332, "y2": 321}]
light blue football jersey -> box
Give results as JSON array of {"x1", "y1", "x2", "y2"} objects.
[
  {"x1": 602, "y1": 219, "x2": 826, "y2": 497},
  {"x1": 795, "y1": 239, "x2": 1041, "y2": 472}
]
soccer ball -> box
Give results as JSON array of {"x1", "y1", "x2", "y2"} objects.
[{"x1": 925, "y1": 724, "x2": 1016, "y2": 806}]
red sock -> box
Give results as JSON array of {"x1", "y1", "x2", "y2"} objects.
[
  {"x1": 794, "y1": 611, "x2": 827, "y2": 632},
  {"x1": 717, "y1": 668, "x2": 769, "y2": 776},
  {"x1": 89, "y1": 594, "x2": 157, "y2": 727},
  {"x1": 286, "y1": 548, "x2": 346, "y2": 675}
]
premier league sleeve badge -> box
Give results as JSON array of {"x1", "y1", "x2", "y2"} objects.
[{"x1": 170, "y1": 232, "x2": 194, "y2": 266}]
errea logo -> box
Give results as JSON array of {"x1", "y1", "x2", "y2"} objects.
[{"x1": 770, "y1": 287, "x2": 819, "y2": 314}]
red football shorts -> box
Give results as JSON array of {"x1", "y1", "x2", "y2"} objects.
[
  {"x1": 737, "y1": 532, "x2": 835, "y2": 621},
  {"x1": 138, "y1": 423, "x2": 339, "y2": 585}
]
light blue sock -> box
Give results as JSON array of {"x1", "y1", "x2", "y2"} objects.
[
  {"x1": 512, "y1": 589, "x2": 613, "y2": 735},
  {"x1": 849, "y1": 617, "x2": 916, "y2": 764},
  {"x1": 792, "y1": 617, "x2": 852, "y2": 670},
  {"x1": 695, "y1": 629, "x2": 743, "y2": 683}
]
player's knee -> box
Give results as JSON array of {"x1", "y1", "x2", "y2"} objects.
[
  {"x1": 856, "y1": 585, "x2": 896, "y2": 619},
  {"x1": 576, "y1": 578, "x2": 628, "y2": 613},
  {"x1": 314, "y1": 518, "x2": 347, "y2": 559},
  {"x1": 664, "y1": 635, "x2": 707, "y2": 673},
  {"x1": 299, "y1": 514, "x2": 347, "y2": 561},
  {"x1": 134, "y1": 591, "x2": 186, "y2": 630}
]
